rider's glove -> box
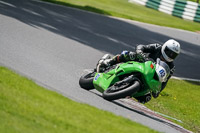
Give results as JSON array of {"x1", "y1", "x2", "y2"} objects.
[{"x1": 137, "y1": 52, "x2": 146, "y2": 62}]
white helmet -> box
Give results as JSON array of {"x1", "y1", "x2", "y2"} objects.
[{"x1": 161, "y1": 39, "x2": 181, "y2": 62}]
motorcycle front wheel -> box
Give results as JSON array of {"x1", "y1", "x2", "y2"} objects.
[
  {"x1": 79, "y1": 71, "x2": 95, "y2": 90},
  {"x1": 103, "y1": 80, "x2": 140, "y2": 101}
]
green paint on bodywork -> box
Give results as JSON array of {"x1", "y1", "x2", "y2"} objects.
[
  {"x1": 93, "y1": 61, "x2": 162, "y2": 98},
  {"x1": 93, "y1": 73, "x2": 119, "y2": 93}
]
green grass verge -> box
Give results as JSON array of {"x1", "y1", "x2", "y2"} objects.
[
  {"x1": 42, "y1": 0, "x2": 200, "y2": 32},
  {"x1": 145, "y1": 79, "x2": 200, "y2": 132},
  {"x1": 188, "y1": 0, "x2": 200, "y2": 3},
  {"x1": 0, "y1": 66, "x2": 157, "y2": 133},
  {"x1": 180, "y1": 0, "x2": 200, "y2": 3}
]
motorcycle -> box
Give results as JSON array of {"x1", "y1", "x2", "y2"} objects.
[{"x1": 79, "y1": 54, "x2": 170, "y2": 101}]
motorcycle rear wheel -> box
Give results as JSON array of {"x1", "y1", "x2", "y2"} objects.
[
  {"x1": 79, "y1": 71, "x2": 95, "y2": 90},
  {"x1": 103, "y1": 80, "x2": 140, "y2": 101}
]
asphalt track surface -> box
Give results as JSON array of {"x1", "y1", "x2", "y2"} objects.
[{"x1": 0, "y1": 0, "x2": 199, "y2": 132}]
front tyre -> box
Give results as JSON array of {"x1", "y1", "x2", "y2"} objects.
[
  {"x1": 103, "y1": 80, "x2": 140, "y2": 101},
  {"x1": 79, "y1": 71, "x2": 95, "y2": 90}
]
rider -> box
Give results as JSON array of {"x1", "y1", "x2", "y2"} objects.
[{"x1": 99, "y1": 39, "x2": 181, "y2": 103}]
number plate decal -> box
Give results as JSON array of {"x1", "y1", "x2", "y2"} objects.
[
  {"x1": 159, "y1": 69, "x2": 165, "y2": 77},
  {"x1": 94, "y1": 74, "x2": 101, "y2": 81}
]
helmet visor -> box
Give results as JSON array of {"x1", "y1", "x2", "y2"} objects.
[{"x1": 164, "y1": 46, "x2": 178, "y2": 60}]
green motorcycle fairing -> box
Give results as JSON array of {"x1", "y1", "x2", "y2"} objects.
[{"x1": 93, "y1": 61, "x2": 162, "y2": 98}]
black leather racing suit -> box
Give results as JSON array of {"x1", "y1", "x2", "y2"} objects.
[{"x1": 108, "y1": 43, "x2": 175, "y2": 103}]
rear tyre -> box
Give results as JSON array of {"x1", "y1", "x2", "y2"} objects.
[
  {"x1": 103, "y1": 80, "x2": 140, "y2": 101},
  {"x1": 79, "y1": 71, "x2": 95, "y2": 90}
]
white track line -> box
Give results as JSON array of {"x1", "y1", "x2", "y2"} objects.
[{"x1": 172, "y1": 76, "x2": 200, "y2": 82}]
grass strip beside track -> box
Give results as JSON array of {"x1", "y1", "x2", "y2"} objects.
[
  {"x1": 0, "y1": 66, "x2": 157, "y2": 133},
  {"x1": 188, "y1": 0, "x2": 200, "y2": 3},
  {"x1": 146, "y1": 79, "x2": 200, "y2": 133},
  {"x1": 42, "y1": 0, "x2": 200, "y2": 32}
]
